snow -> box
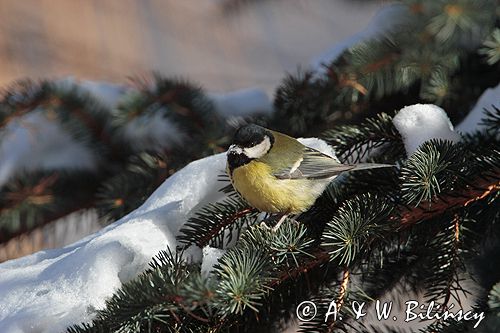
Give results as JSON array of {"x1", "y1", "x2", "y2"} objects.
[
  {"x1": 78, "y1": 80, "x2": 129, "y2": 109},
  {"x1": 209, "y1": 88, "x2": 273, "y2": 117},
  {"x1": 457, "y1": 83, "x2": 500, "y2": 134},
  {"x1": 0, "y1": 213, "x2": 176, "y2": 333},
  {"x1": 311, "y1": 4, "x2": 407, "y2": 72},
  {"x1": 56, "y1": 78, "x2": 128, "y2": 110},
  {"x1": 0, "y1": 78, "x2": 127, "y2": 187},
  {"x1": 182, "y1": 245, "x2": 203, "y2": 264},
  {"x1": 392, "y1": 89, "x2": 499, "y2": 157},
  {"x1": 0, "y1": 110, "x2": 98, "y2": 188},
  {"x1": 201, "y1": 246, "x2": 226, "y2": 277},
  {"x1": 393, "y1": 104, "x2": 461, "y2": 155},
  {"x1": 117, "y1": 105, "x2": 186, "y2": 152},
  {"x1": 0, "y1": 136, "x2": 335, "y2": 332}
]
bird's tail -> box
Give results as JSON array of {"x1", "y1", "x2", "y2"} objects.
[{"x1": 351, "y1": 163, "x2": 395, "y2": 171}]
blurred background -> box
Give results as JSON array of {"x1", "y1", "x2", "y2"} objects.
[{"x1": 0, "y1": 0, "x2": 383, "y2": 93}]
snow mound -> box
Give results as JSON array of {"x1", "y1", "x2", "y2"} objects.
[
  {"x1": 393, "y1": 104, "x2": 461, "y2": 155},
  {"x1": 0, "y1": 215, "x2": 176, "y2": 333},
  {"x1": 0, "y1": 137, "x2": 334, "y2": 332},
  {"x1": 457, "y1": 83, "x2": 500, "y2": 134},
  {"x1": 0, "y1": 111, "x2": 97, "y2": 188}
]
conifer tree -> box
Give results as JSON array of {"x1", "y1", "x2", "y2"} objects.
[{"x1": 0, "y1": 0, "x2": 498, "y2": 332}]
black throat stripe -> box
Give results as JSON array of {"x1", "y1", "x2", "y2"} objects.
[{"x1": 227, "y1": 152, "x2": 252, "y2": 175}]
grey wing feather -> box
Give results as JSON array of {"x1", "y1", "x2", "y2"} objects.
[{"x1": 274, "y1": 147, "x2": 355, "y2": 179}]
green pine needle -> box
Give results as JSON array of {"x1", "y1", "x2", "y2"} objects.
[
  {"x1": 488, "y1": 282, "x2": 500, "y2": 314},
  {"x1": 480, "y1": 28, "x2": 500, "y2": 65},
  {"x1": 322, "y1": 113, "x2": 404, "y2": 163},
  {"x1": 400, "y1": 139, "x2": 468, "y2": 207},
  {"x1": 178, "y1": 196, "x2": 259, "y2": 249},
  {"x1": 213, "y1": 248, "x2": 271, "y2": 316},
  {"x1": 322, "y1": 194, "x2": 394, "y2": 266}
]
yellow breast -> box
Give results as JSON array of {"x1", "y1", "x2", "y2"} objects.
[{"x1": 229, "y1": 161, "x2": 323, "y2": 214}]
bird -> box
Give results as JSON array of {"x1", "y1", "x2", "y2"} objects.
[{"x1": 226, "y1": 124, "x2": 393, "y2": 229}]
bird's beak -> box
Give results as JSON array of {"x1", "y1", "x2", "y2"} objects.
[{"x1": 227, "y1": 144, "x2": 243, "y2": 155}]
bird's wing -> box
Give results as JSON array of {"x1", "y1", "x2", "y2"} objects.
[{"x1": 273, "y1": 147, "x2": 355, "y2": 179}]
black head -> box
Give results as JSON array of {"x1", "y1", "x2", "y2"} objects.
[
  {"x1": 227, "y1": 124, "x2": 275, "y2": 173},
  {"x1": 232, "y1": 124, "x2": 274, "y2": 148}
]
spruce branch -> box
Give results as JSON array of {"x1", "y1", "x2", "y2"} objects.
[
  {"x1": 268, "y1": 248, "x2": 330, "y2": 290},
  {"x1": 420, "y1": 214, "x2": 467, "y2": 312},
  {"x1": 0, "y1": 79, "x2": 111, "y2": 150},
  {"x1": 425, "y1": 0, "x2": 496, "y2": 45},
  {"x1": 479, "y1": 105, "x2": 500, "y2": 133},
  {"x1": 420, "y1": 69, "x2": 453, "y2": 103},
  {"x1": 480, "y1": 28, "x2": 500, "y2": 65},
  {"x1": 322, "y1": 112, "x2": 404, "y2": 163},
  {"x1": 272, "y1": 69, "x2": 332, "y2": 136},
  {"x1": 178, "y1": 197, "x2": 259, "y2": 249},
  {"x1": 69, "y1": 250, "x2": 213, "y2": 333},
  {"x1": 67, "y1": 151, "x2": 499, "y2": 332},
  {"x1": 400, "y1": 140, "x2": 469, "y2": 207},
  {"x1": 324, "y1": 268, "x2": 351, "y2": 333},
  {"x1": 336, "y1": 37, "x2": 403, "y2": 99},
  {"x1": 113, "y1": 73, "x2": 228, "y2": 157},
  {"x1": 322, "y1": 193, "x2": 395, "y2": 265},
  {"x1": 0, "y1": 172, "x2": 97, "y2": 244},
  {"x1": 398, "y1": 172, "x2": 500, "y2": 227},
  {"x1": 212, "y1": 248, "x2": 272, "y2": 316},
  {"x1": 96, "y1": 152, "x2": 171, "y2": 221},
  {"x1": 488, "y1": 282, "x2": 500, "y2": 315},
  {"x1": 235, "y1": 222, "x2": 317, "y2": 277}
]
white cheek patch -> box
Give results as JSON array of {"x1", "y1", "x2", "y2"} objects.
[{"x1": 243, "y1": 136, "x2": 271, "y2": 158}]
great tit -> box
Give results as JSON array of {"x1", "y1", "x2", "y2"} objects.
[{"x1": 226, "y1": 124, "x2": 392, "y2": 227}]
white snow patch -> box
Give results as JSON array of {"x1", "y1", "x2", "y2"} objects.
[
  {"x1": 393, "y1": 104, "x2": 461, "y2": 155},
  {"x1": 56, "y1": 77, "x2": 128, "y2": 110},
  {"x1": 457, "y1": 83, "x2": 500, "y2": 134},
  {"x1": 182, "y1": 245, "x2": 203, "y2": 264},
  {"x1": 79, "y1": 80, "x2": 129, "y2": 109},
  {"x1": 0, "y1": 215, "x2": 176, "y2": 333},
  {"x1": 118, "y1": 107, "x2": 186, "y2": 152},
  {"x1": 201, "y1": 246, "x2": 226, "y2": 277},
  {"x1": 209, "y1": 88, "x2": 273, "y2": 117},
  {"x1": 0, "y1": 110, "x2": 97, "y2": 188},
  {"x1": 133, "y1": 153, "x2": 228, "y2": 232}
]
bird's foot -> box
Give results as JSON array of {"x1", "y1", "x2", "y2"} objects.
[{"x1": 271, "y1": 214, "x2": 288, "y2": 232}]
